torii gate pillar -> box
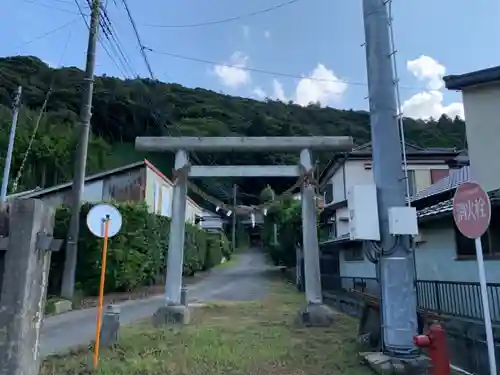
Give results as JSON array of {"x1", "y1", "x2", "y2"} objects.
[
  {"x1": 298, "y1": 149, "x2": 334, "y2": 326},
  {"x1": 153, "y1": 149, "x2": 190, "y2": 326}
]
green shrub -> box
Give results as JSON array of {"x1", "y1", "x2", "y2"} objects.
[
  {"x1": 203, "y1": 232, "x2": 231, "y2": 269},
  {"x1": 49, "y1": 201, "x2": 213, "y2": 296},
  {"x1": 263, "y1": 199, "x2": 302, "y2": 268}
]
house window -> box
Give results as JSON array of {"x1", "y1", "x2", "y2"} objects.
[
  {"x1": 324, "y1": 182, "x2": 333, "y2": 204},
  {"x1": 344, "y1": 245, "x2": 364, "y2": 261},
  {"x1": 455, "y1": 208, "x2": 500, "y2": 259},
  {"x1": 431, "y1": 169, "x2": 449, "y2": 184},
  {"x1": 406, "y1": 170, "x2": 417, "y2": 197},
  {"x1": 329, "y1": 218, "x2": 337, "y2": 239}
]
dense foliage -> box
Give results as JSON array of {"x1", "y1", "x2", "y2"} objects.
[
  {"x1": 48, "y1": 202, "x2": 231, "y2": 296},
  {"x1": 0, "y1": 55, "x2": 467, "y2": 201},
  {"x1": 263, "y1": 199, "x2": 302, "y2": 267}
]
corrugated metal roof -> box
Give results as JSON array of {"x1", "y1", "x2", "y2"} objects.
[
  {"x1": 8, "y1": 161, "x2": 147, "y2": 200},
  {"x1": 411, "y1": 165, "x2": 471, "y2": 202}
]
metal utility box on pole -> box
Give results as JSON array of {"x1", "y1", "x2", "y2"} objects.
[
  {"x1": 1, "y1": 86, "x2": 22, "y2": 203},
  {"x1": 61, "y1": 0, "x2": 100, "y2": 299},
  {"x1": 362, "y1": 0, "x2": 418, "y2": 357}
]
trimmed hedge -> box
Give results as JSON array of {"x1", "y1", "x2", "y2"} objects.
[{"x1": 49, "y1": 201, "x2": 231, "y2": 296}]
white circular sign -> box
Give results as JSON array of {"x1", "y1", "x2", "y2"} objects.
[{"x1": 86, "y1": 203, "x2": 122, "y2": 238}]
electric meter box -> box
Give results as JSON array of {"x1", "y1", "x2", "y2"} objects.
[
  {"x1": 347, "y1": 184, "x2": 380, "y2": 241},
  {"x1": 388, "y1": 206, "x2": 419, "y2": 236}
]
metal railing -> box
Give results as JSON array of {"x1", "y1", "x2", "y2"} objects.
[
  {"x1": 416, "y1": 280, "x2": 500, "y2": 324},
  {"x1": 321, "y1": 275, "x2": 500, "y2": 324}
]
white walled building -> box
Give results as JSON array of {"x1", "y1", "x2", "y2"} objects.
[
  {"x1": 444, "y1": 67, "x2": 500, "y2": 193},
  {"x1": 319, "y1": 142, "x2": 463, "y2": 240}
]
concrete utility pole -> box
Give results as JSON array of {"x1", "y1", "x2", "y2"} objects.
[
  {"x1": 61, "y1": 0, "x2": 100, "y2": 299},
  {"x1": 232, "y1": 183, "x2": 237, "y2": 253},
  {"x1": 362, "y1": 0, "x2": 418, "y2": 357},
  {"x1": 1, "y1": 86, "x2": 22, "y2": 203}
]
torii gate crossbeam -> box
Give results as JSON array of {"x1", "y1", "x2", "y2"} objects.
[{"x1": 137, "y1": 136, "x2": 354, "y2": 327}]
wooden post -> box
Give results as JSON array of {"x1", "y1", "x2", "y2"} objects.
[{"x1": 0, "y1": 199, "x2": 63, "y2": 375}]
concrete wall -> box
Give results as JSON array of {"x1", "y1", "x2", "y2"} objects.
[{"x1": 462, "y1": 84, "x2": 500, "y2": 192}]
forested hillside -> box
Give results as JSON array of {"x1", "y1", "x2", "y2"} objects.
[{"x1": 0, "y1": 55, "x2": 467, "y2": 200}]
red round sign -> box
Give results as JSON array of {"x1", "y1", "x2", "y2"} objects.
[{"x1": 452, "y1": 181, "x2": 491, "y2": 239}]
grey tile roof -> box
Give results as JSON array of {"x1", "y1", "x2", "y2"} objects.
[
  {"x1": 444, "y1": 66, "x2": 500, "y2": 91},
  {"x1": 411, "y1": 165, "x2": 471, "y2": 202},
  {"x1": 418, "y1": 194, "x2": 500, "y2": 221},
  {"x1": 417, "y1": 199, "x2": 453, "y2": 219}
]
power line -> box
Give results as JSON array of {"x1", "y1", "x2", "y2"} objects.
[
  {"x1": 12, "y1": 31, "x2": 73, "y2": 193},
  {"x1": 98, "y1": 2, "x2": 138, "y2": 77},
  {"x1": 21, "y1": 0, "x2": 87, "y2": 15},
  {"x1": 73, "y1": 0, "x2": 129, "y2": 77},
  {"x1": 144, "y1": 47, "x2": 424, "y2": 90},
  {"x1": 143, "y1": 0, "x2": 301, "y2": 28},
  {"x1": 118, "y1": 0, "x2": 155, "y2": 79},
  {"x1": 13, "y1": 17, "x2": 80, "y2": 50}
]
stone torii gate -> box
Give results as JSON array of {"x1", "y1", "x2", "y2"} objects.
[{"x1": 135, "y1": 136, "x2": 353, "y2": 325}]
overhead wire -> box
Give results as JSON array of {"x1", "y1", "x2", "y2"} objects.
[
  {"x1": 119, "y1": 0, "x2": 155, "y2": 79},
  {"x1": 21, "y1": 0, "x2": 86, "y2": 15},
  {"x1": 12, "y1": 17, "x2": 80, "y2": 50},
  {"x1": 73, "y1": 0, "x2": 129, "y2": 77},
  {"x1": 144, "y1": 0, "x2": 301, "y2": 28},
  {"x1": 11, "y1": 31, "x2": 73, "y2": 193},
  {"x1": 95, "y1": 0, "x2": 137, "y2": 77},
  {"x1": 144, "y1": 47, "x2": 426, "y2": 91},
  {"x1": 107, "y1": 0, "x2": 232, "y2": 202}
]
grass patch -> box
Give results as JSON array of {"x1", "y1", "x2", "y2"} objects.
[{"x1": 41, "y1": 279, "x2": 370, "y2": 375}]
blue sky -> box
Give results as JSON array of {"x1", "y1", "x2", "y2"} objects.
[{"x1": 3, "y1": 0, "x2": 500, "y2": 119}]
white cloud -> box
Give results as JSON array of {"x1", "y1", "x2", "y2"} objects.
[
  {"x1": 294, "y1": 63, "x2": 347, "y2": 106},
  {"x1": 407, "y1": 55, "x2": 446, "y2": 90},
  {"x1": 252, "y1": 86, "x2": 266, "y2": 100},
  {"x1": 264, "y1": 30, "x2": 271, "y2": 39},
  {"x1": 242, "y1": 25, "x2": 250, "y2": 39},
  {"x1": 213, "y1": 52, "x2": 251, "y2": 88},
  {"x1": 402, "y1": 55, "x2": 464, "y2": 120},
  {"x1": 272, "y1": 79, "x2": 287, "y2": 101},
  {"x1": 402, "y1": 90, "x2": 464, "y2": 120}
]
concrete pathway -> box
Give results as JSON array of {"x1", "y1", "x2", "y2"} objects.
[{"x1": 40, "y1": 249, "x2": 272, "y2": 357}]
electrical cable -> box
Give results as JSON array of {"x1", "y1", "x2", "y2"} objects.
[
  {"x1": 119, "y1": 0, "x2": 155, "y2": 79},
  {"x1": 144, "y1": 0, "x2": 301, "y2": 28},
  {"x1": 73, "y1": 0, "x2": 129, "y2": 77},
  {"x1": 12, "y1": 17, "x2": 80, "y2": 50},
  {"x1": 96, "y1": 1, "x2": 137, "y2": 77},
  {"x1": 21, "y1": 0, "x2": 86, "y2": 15},
  {"x1": 101, "y1": 0, "x2": 233, "y2": 201},
  {"x1": 145, "y1": 47, "x2": 426, "y2": 91},
  {"x1": 11, "y1": 32, "x2": 73, "y2": 193}
]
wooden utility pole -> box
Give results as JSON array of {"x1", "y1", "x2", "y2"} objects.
[{"x1": 61, "y1": 0, "x2": 100, "y2": 299}]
